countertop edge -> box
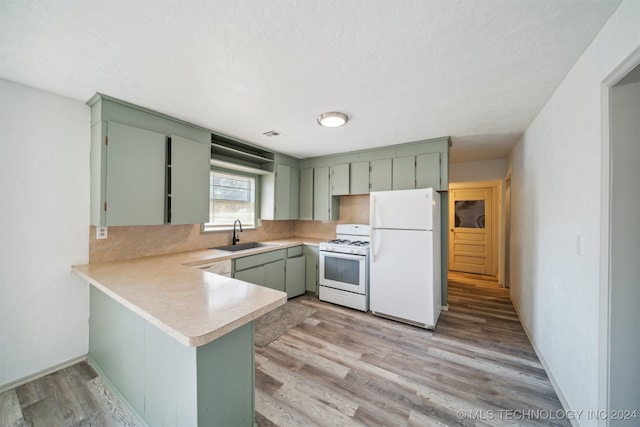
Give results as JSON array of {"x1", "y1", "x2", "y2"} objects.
[
  {"x1": 72, "y1": 237, "x2": 320, "y2": 348},
  {"x1": 188, "y1": 296, "x2": 286, "y2": 347},
  {"x1": 72, "y1": 267, "x2": 196, "y2": 347}
]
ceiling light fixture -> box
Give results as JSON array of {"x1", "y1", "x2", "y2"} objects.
[{"x1": 317, "y1": 111, "x2": 348, "y2": 128}]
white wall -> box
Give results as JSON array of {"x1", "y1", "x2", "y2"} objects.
[
  {"x1": 0, "y1": 79, "x2": 90, "y2": 388},
  {"x1": 507, "y1": 1, "x2": 639, "y2": 425},
  {"x1": 449, "y1": 158, "x2": 506, "y2": 183}
]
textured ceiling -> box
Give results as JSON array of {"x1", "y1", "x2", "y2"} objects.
[{"x1": 0, "y1": 0, "x2": 621, "y2": 162}]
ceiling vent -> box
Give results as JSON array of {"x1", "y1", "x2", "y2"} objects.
[{"x1": 262, "y1": 130, "x2": 281, "y2": 137}]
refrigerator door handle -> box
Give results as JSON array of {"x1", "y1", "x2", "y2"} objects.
[{"x1": 370, "y1": 194, "x2": 375, "y2": 262}]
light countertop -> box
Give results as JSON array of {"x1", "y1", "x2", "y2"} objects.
[{"x1": 72, "y1": 238, "x2": 324, "y2": 347}]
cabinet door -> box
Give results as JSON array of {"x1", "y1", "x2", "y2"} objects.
[
  {"x1": 416, "y1": 153, "x2": 441, "y2": 190},
  {"x1": 170, "y1": 135, "x2": 210, "y2": 225},
  {"x1": 264, "y1": 260, "x2": 286, "y2": 292},
  {"x1": 392, "y1": 156, "x2": 416, "y2": 190},
  {"x1": 350, "y1": 161, "x2": 370, "y2": 194},
  {"x1": 234, "y1": 265, "x2": 264, "y2": 286},
  {"x1": 299, "y1": 168, "x2": 313, "y2": 220},
  {"x1": 303, "y1": 245, "x2": 319, "y2": 294},
  {"x1": 275, "y1": 164, "x2": 291, "y2": 220},
  {"x1": 331, "y1": 164, "x2": 350, "y2": 196},
  {"x1": 106, "y1": 121, "x2": 166, "y2": 226},
  {"x1": 313, "y1": 167, "x2": 330, "y2": 220},
  {"x1": 370, "y1": 158, "x2": 392, "y2": 192},
  {"x1": 289, "y1": 167, "x2": 299, "y2": 219},
  {"x1": 286, "y1": 256, "x2": 306, "y2": 298}
]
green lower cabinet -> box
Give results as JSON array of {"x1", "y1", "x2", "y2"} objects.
[
  {"x1": 303, "y1": 245, "x2": 319, "y2": 295},
  {"x1": 89, "y1": 286, "x2": 254, "y2": 427},
  {"x1": 286, "y1": 256, "x2": 306, "y2": 298},
  {"x1": 234, "y1": 265, "x2": 264, "y2": 287},
  {"x1": 197, "y1": 322, "x2": 254, "y2": 427},
  {"x1": 234, "y1": 260, "x2": 285, "y2": 292},
  {"x1": 264, "y1": 259, "x2": 286, "y2": 292}
]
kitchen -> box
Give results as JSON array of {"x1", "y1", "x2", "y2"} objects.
[{"x1": 1, "y1": 1, "x2": 639, "y2": 426}]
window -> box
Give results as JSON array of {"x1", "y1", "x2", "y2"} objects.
[{"x1": 204, "y1": 170, "x2": 256, "y2": 231}]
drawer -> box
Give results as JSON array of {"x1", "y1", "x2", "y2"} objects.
[
  {"x1": 234, "y1": 249, "x2": 286, "y2": 271},
  {"x1": 287, "y1": 246, "x2": 303, "y2": 258}
]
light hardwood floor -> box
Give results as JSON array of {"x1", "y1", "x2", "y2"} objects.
[
  {"x1": 0, "y1": 361, "x2": 137, "y2": 426},
  {"x1": 255, "y1": 273, "x2": 569, "y2": 426},
  {"x1": 1, "y1": 273, "x2": 568, "y2": 426}
]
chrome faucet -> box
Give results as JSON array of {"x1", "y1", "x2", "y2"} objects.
[{"x1": 232, "y1": 219, "x2": 243, "y2": 245}]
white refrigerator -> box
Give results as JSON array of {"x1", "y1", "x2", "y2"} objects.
[{"x1": 369, "y1": 188, "x2": 441, "y2": 329}]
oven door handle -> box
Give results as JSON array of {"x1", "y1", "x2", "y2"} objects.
[{"x1": 320, "y1": 251, "x2": 365, "y2": 262}]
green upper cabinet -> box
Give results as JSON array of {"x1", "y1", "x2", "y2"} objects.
[
  {"x1": 261, "y1": 163, "x2": 289, "y2": 220},
  {"x1": 350, "y1": 161, "x2": 370, "y2": 195},
  {"x1": 392, "y1": 156, "x2": 416, "y2": 191},
  {"x1": 313, "y1": 167, "x2": 339, "y2": 220},
  {"x1": 331, "y1": 163, "x2": 350, "y2": 196},
  {"x1": 261, "y1": 155, "x2": 300, "y2": 220},
  {"x1": 104, "y1": 121, "x2": 166, "y2": 226},
  {"x1": 298, "y1": 136, "x2": 449, "y2": 196},
  {"x1": 370, "y1": 158, "x2": 392, "y2": 192},
  {"x1": 416, "y1": 152, "x2": 442, "y2": 190},
  {"x1": 289, "y1": 167, "x2": 299, "y2": 219},
  {"x1": 169, "y1": 135, "x2": 210, "y2": 225},
  {"x1": 89, "y1": 94, "x2": 211, "y2": 227},
  {"x1": 313, "y1": 167, "x2": 330, "y2": 219},
  {"x1": 299, "y1": 168, "x2": 314, "y2": 220},
  {"x1": 274, "y1": 164, "x2": 291, "y2": 220}
]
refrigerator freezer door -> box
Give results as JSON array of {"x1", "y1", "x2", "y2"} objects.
[
  {"x1": 370, "y1": 228, "x2": 440, "y2": 327},
  {"x1": 370, "y1": 188, "x2": 435, "y2": 230}
]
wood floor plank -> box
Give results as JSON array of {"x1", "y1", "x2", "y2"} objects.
[
  {"x1": 0, "y1": 389, "x2": 26, "y2": 427},
  {"x1": 255, "y1": 275, "x2": 570, "y2": 426}
]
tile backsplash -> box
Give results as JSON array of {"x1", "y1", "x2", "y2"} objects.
[
  {"x1": 89, "y1": 220, "x2": 296, "y2": 263},
  {"x1": 89, "y1": 194, "x2": 370, "y2": 263}
]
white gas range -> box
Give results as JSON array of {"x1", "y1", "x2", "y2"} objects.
[{"x1": 318, "y1": 224, "x2": 370, "y2": 311}]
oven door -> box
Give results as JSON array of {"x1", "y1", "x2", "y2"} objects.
[{"x1": 319, "y1": 251, "x2": 367, "y2": 294}]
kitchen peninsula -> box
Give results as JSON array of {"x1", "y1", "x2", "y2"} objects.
[{"x1": 72, "y1": 244, "x2": 299, "y2": 427}]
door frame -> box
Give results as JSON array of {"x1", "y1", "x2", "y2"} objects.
[
  {"x1": 448, "y1": 180, "x2": 502, "y2": 280},
  {"x1": 598, "y1": 46, "x2": 640, "y2": 426}
]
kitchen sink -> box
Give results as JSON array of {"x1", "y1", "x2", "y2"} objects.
[{"x1": 211, "y1": 242, "x2": 275, "y2": 252}]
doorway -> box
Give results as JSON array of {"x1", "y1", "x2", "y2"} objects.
[
  {"x1": 448, "y1": 181, "x2": 501, "y2": 278},
  {"x1": 601, "y1": 53, "x2": 640, "y2": 423}
]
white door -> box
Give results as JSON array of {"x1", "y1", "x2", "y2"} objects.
[
  {"x1": 370, "y1": 229, "x2": 436, "y2": 326},
  {"x1": 371, "y1": 188, "x2": 434, "y2": 230}
]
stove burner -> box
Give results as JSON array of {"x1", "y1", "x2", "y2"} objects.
[
  {"x1": 322, "y1": 239, "x2": 370, "y2": 247},
  {"x1": 326, "y1": 239, "x2": 351, "y2": 244}
]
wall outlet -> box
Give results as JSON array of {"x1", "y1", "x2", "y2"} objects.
[
  {"x1": 257, "y1": 219, "x2": 262, "y2": 227},
  {"x1": 96, "y1": 226, "x2": 108, "y2": 240}
]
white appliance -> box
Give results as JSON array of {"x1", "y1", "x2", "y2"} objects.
[
  {"x1": 369, "y1": 188, "x2": 441, "y2": 329},
  {"x1": 319, "y1": 224, "x2": 370, "y2": 311}
]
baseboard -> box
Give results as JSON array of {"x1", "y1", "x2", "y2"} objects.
[
  {"x1": 0, "y1": 354, "x2": 87, "y2": 394},
  {"x1": 510, "y1": 298, "x2": 579, "y2": 427},
  {"x1": 86, "y1": 356, "x2": 150, "y2": 427},
  {"x1": 441, "y1": 304, "x2": 449, "y2": 311}
]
